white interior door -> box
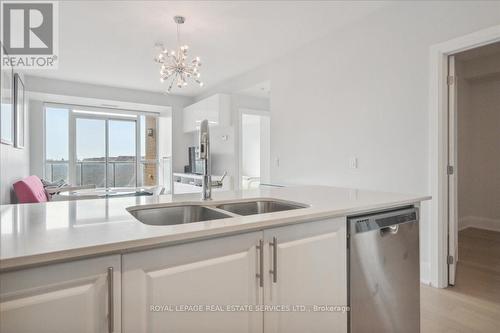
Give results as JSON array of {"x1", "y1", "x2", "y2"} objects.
[{"x1": 448, "y1": 55, "x2": 458, "y2": 286}]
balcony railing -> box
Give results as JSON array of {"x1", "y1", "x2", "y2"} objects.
[
  {"x1": 45, "y1": 161, "x2": 133, "y2": 187},
  {"x1": 45, "y1": 161, "x2": 163, "y2": 188}
]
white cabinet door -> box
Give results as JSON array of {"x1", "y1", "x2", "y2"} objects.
[
  {"x1": 183, "y1": 103, "x2": 198, "y2": 133},
  {"x1": 183, "y1": 94, "x2": 231, "y2": 132},
  {"x1": 263, "y1": 218, "x2": 347, "y2": 333},
  {"x1": 122, "y1": 232, "x2": 263, "y2": 333},
  {"x1": 0, "y1": 255, "x2": 121, "y2": 333}
]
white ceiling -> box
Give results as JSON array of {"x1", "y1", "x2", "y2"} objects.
[{"x1": 28, "y1": 1, "x2": 389, "y2": 97}]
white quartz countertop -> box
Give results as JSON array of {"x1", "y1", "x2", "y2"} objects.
[{"x1": 0, "y1": 186, "x2": 430, "y2": 271}]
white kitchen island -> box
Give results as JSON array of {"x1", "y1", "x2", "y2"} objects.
[{"x1": 0, "y1": 186, "x2": 429, "y2": 333}]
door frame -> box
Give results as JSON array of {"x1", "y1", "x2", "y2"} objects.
[
  {"x1": 428, "y1": 24, "x2": 500, "y2": 288},
  {"x1": 447, "y1": 55, "x2": 458, "y2": 286}
]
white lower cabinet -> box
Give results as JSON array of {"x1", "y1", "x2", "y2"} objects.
[
  {"x1": 263, "y1": 218, "x2": 347, "y2": 333},
  {"x1": 0, "y1": 218, "x2": 347, "y2": 333},
  {"x1": 122, "y1": 218, "x2": 347, "y2": 333},
  {"x1": 0, "y1": 255, "x2": 121, "y2": 333},
  {"x1": 122, "y1": 232, "x2": 263, "y2": 333}
]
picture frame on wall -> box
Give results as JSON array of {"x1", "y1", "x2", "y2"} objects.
[
  {"x1": 14, "y1": 74, "x2": 25, "y2": 149},
  {"x1": 0, "y1": 44, "x2": 14, "y2": 145}
]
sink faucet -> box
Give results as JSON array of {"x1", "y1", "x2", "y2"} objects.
[{"x1": 198, "y1": 119, "x2": 227, "y2": 200}]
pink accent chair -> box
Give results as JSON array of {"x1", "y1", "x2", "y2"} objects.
[
  {"x1": 13, "y1": 176, "x2": 49, "y2": 203},
  {"x1": 13, "y1": 176, "x2": 97, "y2": 204}
]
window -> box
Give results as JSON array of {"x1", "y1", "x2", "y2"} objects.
[
  {"x1": 45, "y1": 107, "x2": 69, "y2": 183},
  {"x1": 108, "y1": 120, "x2": 136, "y2": 187},
  {"x1": 44, "y1": 104, "x2": 160, "y2": 188}
]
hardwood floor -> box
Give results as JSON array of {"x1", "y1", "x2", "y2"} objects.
[{"x1": 421, "y1": 227, "x2": 500, "y2": 333}]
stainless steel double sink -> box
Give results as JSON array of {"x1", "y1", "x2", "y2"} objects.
[{"x1": 127, "y1": 199, "x2": 308, "y2": 226}]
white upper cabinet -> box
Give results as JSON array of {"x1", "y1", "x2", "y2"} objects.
[
  {"x1": 263, "y1": 218, "x2": 347, "y2": 333},
  {"x1": 122, "y1": 231, "x2": 263, "y2": 333},
  {"x1": 183, "y1": 94, "x2": 231, "y2": 132},
  {"x1": 0, "y1": 255, "x2": 121, "y2": 333}
]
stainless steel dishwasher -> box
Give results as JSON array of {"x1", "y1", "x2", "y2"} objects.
[{"x1": 348, "y1": 207, "x2": 420, "y2": 333}]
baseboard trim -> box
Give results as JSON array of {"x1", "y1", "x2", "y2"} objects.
[{"x1": 459, "y1": 216, "x2": 500, "y2": 232}]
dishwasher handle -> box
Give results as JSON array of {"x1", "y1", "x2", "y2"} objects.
[{"x1": 380, "y1": 225, "x2": 399, "y2": 236}]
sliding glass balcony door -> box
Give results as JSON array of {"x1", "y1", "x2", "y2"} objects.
[
  {"x1": 73, "y1": 115, "x2": 137, "y2": 188},
  {"x1": 75, "y1": 117, "x2": 107, "y2": 187},
  {"x1": 45, "y1": 104, "x2": 166, "y2": 190},
  {"x1": 108, "y1": 119, "x2": 137, "y2": 187}
]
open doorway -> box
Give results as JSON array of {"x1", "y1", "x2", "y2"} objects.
[
  {"x1": 446, "y1": 42, "x2": 500, "y2": 292},
  {"x1": 240, "y1": 110, "x2": 270, "y2": 189},
  {"x1": 423, "y1": 34, "x2": 500, "y2": 331},
  {"x1": 236, "y1": 81, "x2": 271, "y2": 190}
]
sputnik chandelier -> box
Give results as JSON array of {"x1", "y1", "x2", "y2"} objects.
[{"x1": 155, "y1": 16, "x2": 203, "y2": 93}]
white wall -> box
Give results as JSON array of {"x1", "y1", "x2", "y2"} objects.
[
  {"x1": 457, "y1": 58, "x2": 500, "y2": 231},
  {"x1": 1, "y1": 74, "x2": 30, "y2": 204},
  {"x1": 24, "y1": 76, "x2": 193, "y2": 181},
  {"x1": 0, "y1": 142, "x2": 30, "y2": 204},
  {"x1": 158, "y1": 116, "x2": 173, "y2": 159},
  {"x1": 199, "y1": 1, "x2": 500, "y2": 283}
]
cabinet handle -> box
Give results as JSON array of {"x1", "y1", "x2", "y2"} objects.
[
  {"x1": 269, "y1": 237, "x2": 278, "y2": 283},
  {"x1": 256, "y1": 240, "x2": 264, "y2": 287},
  {"x1": 107, "y1": 267, "x2": 114, "y2": 333}
]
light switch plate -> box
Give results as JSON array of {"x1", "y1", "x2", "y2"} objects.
[{"x1": 349, "y1": 157, "x2": 358, "y2": 169}]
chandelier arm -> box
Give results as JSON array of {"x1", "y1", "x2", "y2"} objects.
[{"x1": 167, "y1": 74, "x2": 176, "y2": 92}]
